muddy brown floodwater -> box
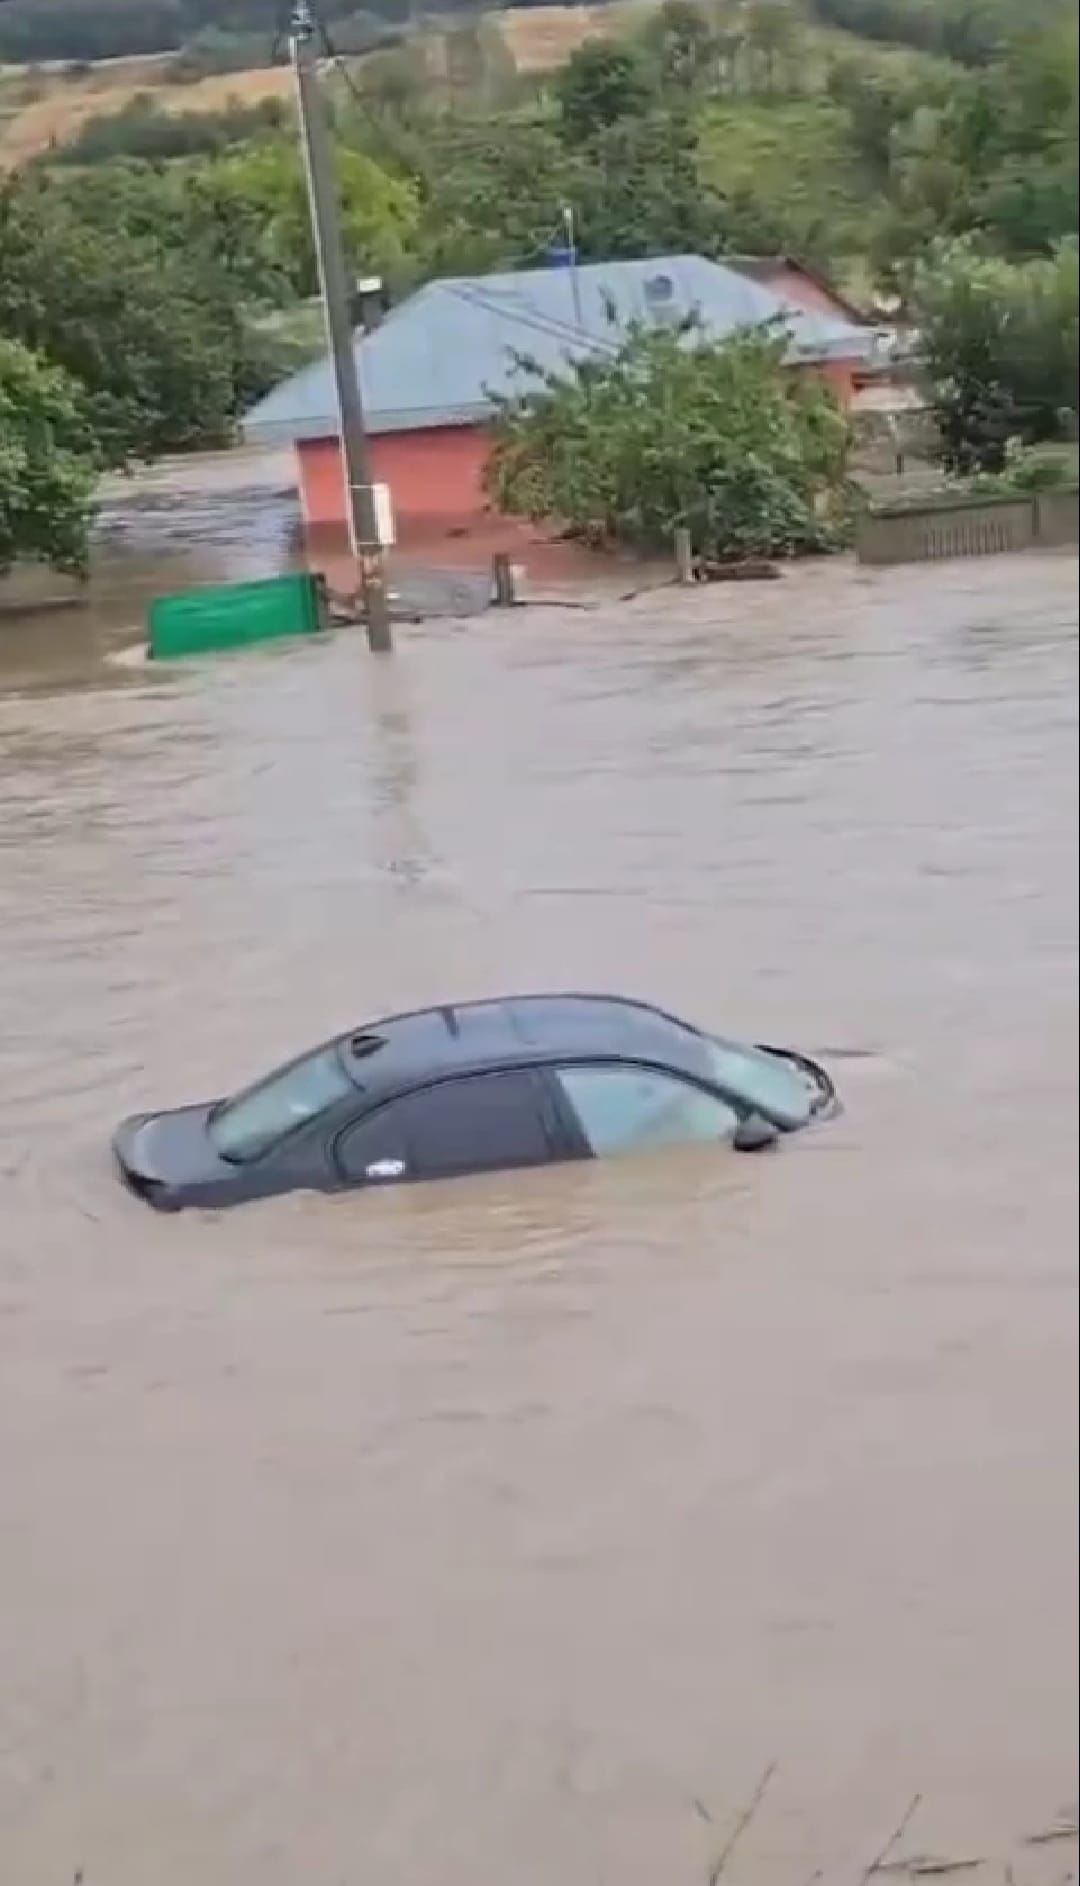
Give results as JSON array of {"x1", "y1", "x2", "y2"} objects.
[{"x1": 0, "y1": 467, "x2": 1077, "y2": 1885}]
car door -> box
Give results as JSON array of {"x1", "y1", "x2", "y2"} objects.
[
  {"x1": 548, "y1": 1061, "x2": 742, "y2": 1160},
  {"x1": 333, "y1": 1069, "x2": 557, "y2": 1189}
]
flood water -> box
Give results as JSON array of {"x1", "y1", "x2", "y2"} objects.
[{"x1": 1, "y1": 470, "x2": 1077, "y2": 1884}]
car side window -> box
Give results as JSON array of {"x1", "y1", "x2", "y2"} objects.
[
  {"x1": 555, "y1": 1064, "x2": 740, "y2": 1158},
  {"x1": 335, "y1": 1071, "x2": 551, "y2": 1186},
  {"x1": 333, "y1": 1099, "x2": 412, "y2": 1186}
]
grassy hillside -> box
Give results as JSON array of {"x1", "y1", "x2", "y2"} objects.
[
  {"x1": 0, "y1": 8, "x2": 619, "y2": 167},
  {"x1": 0, "y1": 3, "x2": 956, "y2": 169},
  {"x1": 698, "y1": 100, "x2": 869, "y2": 254},
  {"x1": 494, "y1": 2, "x2": 649, "y2": 68}
]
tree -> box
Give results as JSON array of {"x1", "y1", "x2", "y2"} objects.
[
  {"x1": 743, "y1": 0, "x2": 800, "y2": 95},
  {"x1": 913, "y1": 240, "x2": 1078, "y2": 471},
  {"x1": 440, "y1": 17, "x2": 518, "y2": 109},
  {"x1": 804, "y1": 0, "x2": 1025, "y2": 66},
  {"x1": 0, "y1": 0, "x2": 185, "y2": 64},
  {"x1": 971, "y1": 13, "x2": 1078, "y2": 255},
  {"x1": 0, "y1": 0, "x2": 394, "y2": 65},
  {"x1": 486, "y1": 318, "x2": 851, "y2": 558},
  {"x1": 826, "y1": 60, "x2": 919, "y2": 175},
  {"x1": 849, "y1": 8, "x2": 1078, "y2": 276},
  {"x1": 573, "y1": 110, "x2": 729, "y2": 259},
  {"x1": 49, "y1": 93, "x2": 287, "y2": 166},
  {"x1": 411, "y1": 117, "x2": 583, "y2": 277},
  {"x1": 0, "y1": 338, "x2": 99, "y2": 576},
  {"x1": 411, "y1": 102, "x2": 741, "y2": 277},
  {"x1": 639, "y1": 1, "x2": 715, "y2": 92},
  {"x1": 350, "y1": 43, "x2": 430, "y2": 123},
  {"x1": 208, "y1": 136, "x2": 419, "y2": 296},
  {"x1": 553, "y1": 41, "x2": 655, "y2": 144},
  {"x1": 0, "y1": 168, "x2": 278, "y2": 464}
]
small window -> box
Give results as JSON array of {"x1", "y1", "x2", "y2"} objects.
[
  {"x1": 209, "y1": 1044, "x2": 353, "y2": 1164},
  {"x1": 336, "y1": 1071, "x2": 551, "y2": 1187},
  {"x1": 556, "y1": 1064, "x2": 739, "y2": 1159}
]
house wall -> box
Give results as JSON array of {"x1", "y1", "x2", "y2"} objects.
[
  {"x1": 296, "y1": 427, "x2": 490, "y2": 547},
  {"x1": 816, "y1": 358, "x2": 859, "y2": 405},
  {"x1": 295, "y1": 359, "x2": 861, "y2": 544},
  {"x1": 760, "y1": 263, "x2": 863, "y2": 325}
]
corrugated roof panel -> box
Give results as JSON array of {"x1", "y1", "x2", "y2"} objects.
[{"x1": 243, "y1": 254, "x2": 877, "y2": 445}]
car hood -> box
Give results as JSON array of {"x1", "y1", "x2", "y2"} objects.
[{"x1": 113, "y1": 1102, "x2": 232, "y2": 1188}]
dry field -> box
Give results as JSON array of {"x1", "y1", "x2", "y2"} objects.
[
  {"x1": 0, "y1": 5, "x2": 650, "y2": 165},
  {"x1": 493, "y1": 1, "x2": 642, "y2": 70},
  {"x1": 0, "y1": 56, "x2": 295, "y2": 166}
]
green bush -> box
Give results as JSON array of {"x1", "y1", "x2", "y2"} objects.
[
  {"x1": 0, "y1": 337, "x2": 99, "y2": 576},
  {"x1": 973, "y1": 441, "x2": 1078, "y2": 492},
  {"x1": 486, "y1": 316, "x2": 852, "y2": 560},
  {"x1": 45, "y1": 94, "x2": 287, "y2": 165},
  {"x1": 913, "y1": 239, "x2": 1079, "y2": 472}
]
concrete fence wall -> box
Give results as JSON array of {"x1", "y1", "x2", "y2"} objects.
[
  {"x1": 1033, "y1": 486, "x2": 1080, "y2": 549},
  {"x1": 854, "y1": 488, "x2": 1079, "y2": 566}
]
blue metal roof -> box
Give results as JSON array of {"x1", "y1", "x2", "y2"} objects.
[{"x1": 243, "y1": 253, "x2": 877, "y2": 445}]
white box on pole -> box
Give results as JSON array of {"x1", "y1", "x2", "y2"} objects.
[{"x1": 372, "y1": 482, "x2": 395, "y2": 547}]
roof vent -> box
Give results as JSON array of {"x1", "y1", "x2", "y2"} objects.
[
  {"x1": 643, "y1": 272, "x2": 680, "y2": 325},
  {"x1": 351, "y1": 276, "x2": 389, "y2": 335}
]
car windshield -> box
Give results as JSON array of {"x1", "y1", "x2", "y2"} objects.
[
  {"x1": 706, "y1": 1039, "x2": 816, "y2": 1128},
  {"x1": 209, "y1": 1044, "x2": 354, "y2": 1163}
]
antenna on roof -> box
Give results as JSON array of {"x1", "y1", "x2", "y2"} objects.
[{"x1": 562, "y1": 205, "x2": 583, "y2": 331}]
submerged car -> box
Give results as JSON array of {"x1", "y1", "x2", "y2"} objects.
[{"x1": 113, "y1": 992, "x2": 838, "y2": 1213}]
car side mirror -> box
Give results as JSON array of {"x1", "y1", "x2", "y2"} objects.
[{"x1": 732, "y1": 1111, "x2": 779, "y2": 1153}]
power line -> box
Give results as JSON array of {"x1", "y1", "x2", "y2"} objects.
[{"x1": 317, "y1": 18, "x2": 368, "y2": 108}]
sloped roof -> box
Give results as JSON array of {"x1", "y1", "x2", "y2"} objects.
[
  {"x1": 243, "y1": 252, "x2": 878, "y2": 445},
  {"x1": 724, "y1": 253, "x2": 871, "y2": 325}
]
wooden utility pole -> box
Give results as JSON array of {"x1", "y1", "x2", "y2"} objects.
[{"x1": 289, "y1": 0, "x2": 392, "y2": 653}]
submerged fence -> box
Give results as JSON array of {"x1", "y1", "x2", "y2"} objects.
[{"x1": 855, "y1": 487, "x2": 1079, "y2": 566}]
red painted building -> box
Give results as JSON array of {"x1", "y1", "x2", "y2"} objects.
[
  {"x1": 726, "y1": 253, "x2": 871, "y2": 326},
  {"x1": 296, "y1": 428, "x2": 493, "y2": 550},
  {"x1": 244, "y1": 254, "x2": 881, "y2": 556}
]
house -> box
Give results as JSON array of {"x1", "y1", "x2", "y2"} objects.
[
  {"x1": 242, "y1": 253, "x2": 884, "y2": 552},
  {"x1": 723, "y1": 253, "x2": 871, "y2": 328},
  {"x1": 725, "y1": 255, "x2": 917, "y2": 408}
]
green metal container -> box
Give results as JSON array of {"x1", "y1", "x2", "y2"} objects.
[{"x1": 147, "y1": 572, "x2": 328, "y2": 661}]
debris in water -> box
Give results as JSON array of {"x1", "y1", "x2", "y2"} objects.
[{"x1": 1024, "y1": 1806, "x2": 1079, "y2": 1845}]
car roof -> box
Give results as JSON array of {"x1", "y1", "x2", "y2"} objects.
[{"x1": 339, "y1": 992, "x2": 714, "y2": 1096}]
